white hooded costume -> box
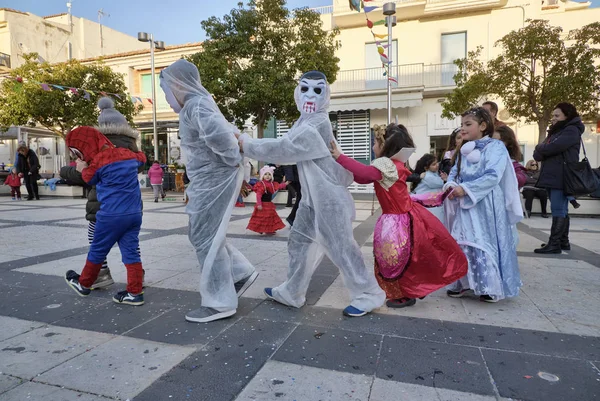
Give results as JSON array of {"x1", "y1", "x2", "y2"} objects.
[
  {"x1": 239, "y1": 71, "x2": 385, "y2": 312},
  {"x1": 159, "y1": 59, "x2": 255, "y2": 313}
]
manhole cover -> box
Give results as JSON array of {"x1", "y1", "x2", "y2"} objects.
[
  {"x1": 538, "y1": 372, "x2": 560, "y2": 382},
  {"x1": 45, "y1": 304, "x2": 62, "y2": 309}
]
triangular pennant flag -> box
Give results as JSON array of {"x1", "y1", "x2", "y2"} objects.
[
  {"x1": 380, "y1": 54, "x2": 389, "y2": 64},
  {"x1": 373, "y1": 19, "x2": 385, "y2": 26},
  {"x1": 87, "y1": 90, "x2": 95, "y2": 96},
  {"x1": 366, "y1": 19, "x2": 373, "y2": 29},
  {"x1": 147, "y1": 98, "x2": 153, "y2": 104},
  {"x1": 69, "y1": 88, "x2": 78, "y2": 94},
  {"x1": 130, "y1": 96, "x2": 137, "y2": 103},
  {"x1": 114, "y1": 94, "x2": 121, "y2": 100},
  {"x1": 348, "y1": 0, "x2": 361, "y2": 12},
  {"x1": 364, "y1": 6, "x2": 378, "y2": 12},
  {"x1": 373, "y1": 33, "x2": 388, "y2": 39},
  {"x1": 377, "y1": 46, "x2": 385, "y2": 54},
  {"x1": 100, "y1": 91, "x2": 108, "y2": 96},
  {"x1": 52, "y1": 85, "x2": 64, "y2": 90},
  {"x1": 388, "y1": 77, "x2": 398, "y2": 83},
  {"x1": 83, "y1": 90, "x2": 91, "y2": 100},
  {"x1": 40, "y1": 83, "x2": 51, "y2": 91}
]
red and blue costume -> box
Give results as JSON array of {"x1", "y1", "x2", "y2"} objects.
[{"x1": 66, "y1": 127, "x2": 146, "y2": 294}]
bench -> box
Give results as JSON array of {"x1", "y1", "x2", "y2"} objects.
[
  {"x1": 0, "y1": 183, "x2": 83, "y2": 198},
  {"x1": 524, "y1": 194, "x2": 600, "y2": 217}
]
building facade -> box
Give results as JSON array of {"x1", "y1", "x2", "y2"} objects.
[{"x1": 268, "y1": 0, "x2": 599, "y2": 191}]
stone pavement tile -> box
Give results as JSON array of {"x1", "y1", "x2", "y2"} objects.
[
  {"x1": 377, "y1": 337, "x2": 495, "y2": 396},
  {"x1": 37, "y1": 336, "x2": 195, "y2": 400},
  {"x1": 133, "y1": 318, "x2": 297, "y2": 401},
  {"x1": 249, "y1": 302, "x2": 450, "y2": 343},
  {"x1": 0, "y1": 225, "x2": 89, "y2": 259},
  {"x1": 234, "y1": 360, "x2": 373, "y2": 401},
  {"x1": 0, "y1": 374, "x2": 24, "y2": 396},
  {"x1": 0, "y1": 381, "x2": 107, "y2": 401},
  {"x1": 0, "y1": 286, "x2": 110, "y2": 324},
  {"x1": 150, "y1": 270, "x2": 199, "y2": 291},
  {"x1": 536, "y1": 305, "x2": 600, "y2": 337},
  {"x1": 443, "y1": 320, "x2": 600, "y2": 360},
  {"x1": 369, "y1": 379, "x2": 499, "y2": 401},
  {"x1": 124, "y1": 299, "x2": 262, "y2": 346},
  {"x1": 0, "y1": 316, "x2": 44, "y2": 342},
  {"x1": 272, "y1": 325, "x2": 382, "y2": 375},
  {"x1": 482, "y1": 348, "x2": 600, "y2": 401},
  {"x1": 52, "y1": 286, "x2": 199, "y2": 335},
  {"x1": 141, "y1": 211, "x2": 189, "y2": 230},
  {"x1": 0, "y1": 325, "x2": 114, "y2": 380},
  {"x1": 460, "y1": 293, "x2": 559, "y2": 332},
  {"x1": 0, "y1": 207, "x2": 83, "y2": 222}
]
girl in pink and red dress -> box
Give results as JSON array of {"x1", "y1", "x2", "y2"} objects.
[
  {"x1": 331, "y1": 123, "x2": 468, "y2": 308},
  {"x1": 247, "y1": 166, "x2": 286, "y2": 235}
]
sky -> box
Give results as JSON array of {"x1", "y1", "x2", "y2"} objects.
[
  {"x1": 4, "y1": 0, "x2": 599, "y2": 45},
  {"x1": 4, "y1": 0, "x2": 334, "y2": 45}
]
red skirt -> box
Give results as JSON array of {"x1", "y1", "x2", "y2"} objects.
[
  {"x1": 375, "y1": 204, "x2": 468, "y2": 299},
  {"x1": 247, "y1": 202, "x2": 286, "y2": 233}
]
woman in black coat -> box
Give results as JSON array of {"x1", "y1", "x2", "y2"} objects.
[
  {"x1": 533, "y1": 102, "x2": 583, "y2": 254},
  {"x1": 16, "y1": 143, "x2": 41, "y2": 200}
]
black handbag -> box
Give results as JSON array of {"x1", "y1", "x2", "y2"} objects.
[{"x1": 563, "y1": 139, "x2": 600, "y2": 195}]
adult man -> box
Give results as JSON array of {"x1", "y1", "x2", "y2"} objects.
[
  {"x1": 482, "y1": 101, "x2": 507, "y2": 128},
  {"x1": 159, "y1": 59, "x2": 257, "y2": 323},
  {"x1": 238, "y1": 71, "x2": 385, "y2": 317}
]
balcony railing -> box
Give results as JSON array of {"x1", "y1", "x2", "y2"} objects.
[
  {"x1": 330, "y1": 63, "x2": 457, "y2": 93},
  {"x1": 310, "y1": 5, "x2": 334, "y2": 14}
]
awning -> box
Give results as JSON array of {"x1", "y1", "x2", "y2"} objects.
[{"x1": 329, "y1": 90, "x2": 423, "y2": 112}]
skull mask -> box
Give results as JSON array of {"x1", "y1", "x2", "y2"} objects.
[{"x1": 294, "y1": 71, "x2": 329, "y2": 116}]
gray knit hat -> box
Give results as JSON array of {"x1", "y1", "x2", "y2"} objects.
[
  {"x1": 96, "y1": 97, "x2": 139, "y2": 139},
  {"x1": 97, "y1": 97, "x2": 127, "y2": 126}
]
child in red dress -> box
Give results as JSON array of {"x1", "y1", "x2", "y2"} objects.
[
  {"x1": 247, "y1": 166, "x2": 286, "y2": 235},
  {"x1": 331, "y1": 123, "x2": 468, "y2": 308}
]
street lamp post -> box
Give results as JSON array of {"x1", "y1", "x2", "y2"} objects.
[
  {"x1": 383, "y1": 3, "x2": 396, "y2": 125},
  {"x1": 138, "y1": 32, "x2": 165, "y2": 162}
]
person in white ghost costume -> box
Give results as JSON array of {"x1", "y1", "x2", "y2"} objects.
[
  {"x1": 159, "y1": 59, "x2": 258, "y2": 323},
  {"x1": 238, "y1": 71, "x2": 385, "y2": 317}
]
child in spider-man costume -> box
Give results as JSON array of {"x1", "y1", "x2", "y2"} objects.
[{"x1": 64, "y1": 126, "x2": 147, "y2": 306}]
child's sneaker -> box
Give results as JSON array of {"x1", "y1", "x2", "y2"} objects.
[
  {"x1": 343, "y1": 305, "x2": 367, "y2": 317},
  {"x1": 65, "y1": 270, "x2": 91, "y2": 297},
  {"x1": 91, "y1": 268, "x2": 114, "y2": 289},
  {"x1": 113, "y1": 290, "x2": 144, "y2": 306},
  {"x1": 11, "y1": 197, "x2": 16, "y2": 201}
]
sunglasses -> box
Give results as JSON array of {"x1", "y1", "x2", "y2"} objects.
[{"x1": 69, "y1": 147, "x2": 84, "y2": 160}]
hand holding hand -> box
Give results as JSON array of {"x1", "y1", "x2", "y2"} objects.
[
  {"x1": 447, "y1": 185, "x2": 465, "y2": 200},
  {"x1": 330, "y1": 141, "x2": 342, "y2": 160},
  {"x1": 257, "y1": 205, "x2": 263, "y2": 211},
  {"x1": 75, "y1": 159, "x2": 88, "y2": 173},
  {"x1": 440, "y1": 172, "x2": 448, "y2": 182},
  {"x1": 18, "y1": 173, "x2": 23, "y2": 178}
]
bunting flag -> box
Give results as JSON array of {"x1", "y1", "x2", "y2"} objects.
[
  {"x1": 373, "y1": 33, "x2": 388, "y2": 39},
  {"x1": 9, "y1": 76, "x2": 154, "y2": 105},
  {"x1": 364, "y1": 6, "x2": 378, "y2": 12}
]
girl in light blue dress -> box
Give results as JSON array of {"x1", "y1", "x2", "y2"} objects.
[
  {"x1": 412, "y1": 153, "x2": 447, "y2": 222},
  {"x1": 444, "y1": 107, "x2": 523, "y2": 303}
]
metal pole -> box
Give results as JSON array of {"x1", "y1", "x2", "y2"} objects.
[
  {"x1": 386, "y1": 16, "x2": 393, "y2": 125},
  {"x1": 150, "y1": 34, "x2": 159, "y2": 162}
]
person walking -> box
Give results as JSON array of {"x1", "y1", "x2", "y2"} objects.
[
  {"x1": 533, "y1": 103, "x2": 583, "y2": 254},
  {"x1": 148, "y1": 161, "x2": 166, "y2": 202}
]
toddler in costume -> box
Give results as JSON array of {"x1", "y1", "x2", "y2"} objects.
[
  {"x1": 247, "y1": 166, "x2": 286, "y2": 234},
  {"x1": 331, "y1": 123, "x2": 468, "y2": 308},
  {"x1": 4, "y1": 167, "x2": 22, "y2": 200},
  {"x1": 64, "y1": 126, "x2": 147, "y2": 306}
]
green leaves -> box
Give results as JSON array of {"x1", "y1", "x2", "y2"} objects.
[
  {"x1": 0, "y1": 53, "x2": 141, "y2": 137},
  {"x1": 442, "y1": 20, "x2": 600, "y2": 143},
  {"x1": 187, "y1": 0, "x2": 340, "y2": 136}
]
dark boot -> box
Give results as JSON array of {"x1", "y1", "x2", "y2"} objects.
[
  {"x1": 535, "y1": 217, "x2": 567, "y2": 254},
  {"x1": 540, "y1": 215, "x2": 571, "y2": 250}
]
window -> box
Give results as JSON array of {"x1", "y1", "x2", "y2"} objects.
[
  {"x1": 141, "y1": 73, "x2": 168, "y2": 109},
  {"x1": 441, "y1": 32, "x2": 466, "y2": 86}
]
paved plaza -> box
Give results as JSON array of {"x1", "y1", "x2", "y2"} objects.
[{"x1": 0, "y1": 194, "x2": 599, "y2": 401}]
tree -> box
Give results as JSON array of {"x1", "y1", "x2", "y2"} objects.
[
  {"x1": 187, "y1": 0, "x2": 340, "y2": 138},
  {"x1": 441, "y1": 20, "x2": 600, "y2": 143},
  {"x1": 0, "y1": 53, "x2": 141, "y2": 139}
]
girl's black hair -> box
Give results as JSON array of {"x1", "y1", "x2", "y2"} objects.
[
  {"x1": 445, "y1": 128, "x2": 461, "y2": 153},
  {"x1": 412, "y1": 153, "x2": 437, "y2": 191},
  {"x1": 381, "y1": 123, "x2": 415, "y2": 159},
  {"x1": 494, "y1": 125, "x2": 522, "y2": 161},
  {"x1": 455, "y1": 107, "x2": 495, "y2": 179}
]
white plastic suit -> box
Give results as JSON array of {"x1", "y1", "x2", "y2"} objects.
[
  {"x1": 160, "y1": 59, "x2": 255, "y2": 313},
  {"x1": 239, "y1": 71, "x2": 385, "y2": 312}
]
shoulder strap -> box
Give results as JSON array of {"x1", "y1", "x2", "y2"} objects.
[{"x1": 580, "y1": 138, "x2": 587, "y2": 159}]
